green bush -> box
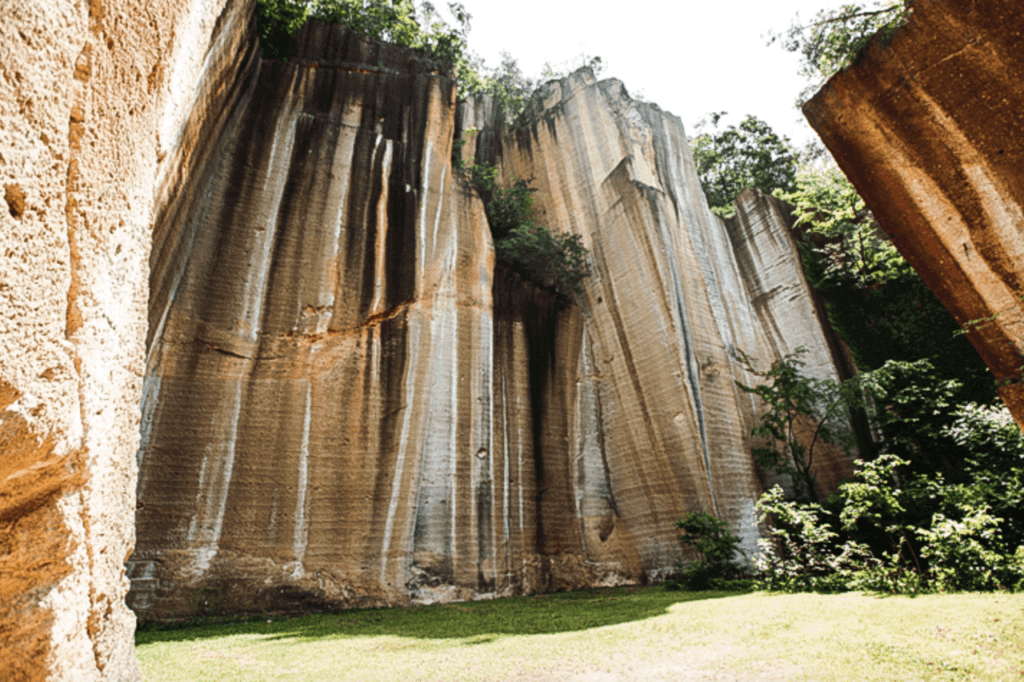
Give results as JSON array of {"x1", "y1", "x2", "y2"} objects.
[
  {"x1": 495, "y1": 225, "x2": 589, "y2": 298},
  {"x1": 754, "y1": 486, "x2": 880, "y2": 593},
  {"x1": 750, "y1": 359, "x2": 1024, "y2": 595},
  {"x1": 670, "y1": 511, "x2": 745, "y2": 591},
  {"x1": 467, "y1": 162, "x2": 589, "y2": 298}
]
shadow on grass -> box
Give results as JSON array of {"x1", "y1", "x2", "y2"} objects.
[{"x1": 136, "y1": 586, "x2": 743, "y2": 646}]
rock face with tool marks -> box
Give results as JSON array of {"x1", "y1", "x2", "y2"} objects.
[
  {"x1": 130, "y1": 25, "x2": 852, "y2": 621},
  {"x1": 0, "y1": 0, "x2": 254, "y2": 679},
  {"x1": 0, "y1": 0, "x2": 854, "y2": 665},
  {"x1": 804, "y1": 0, "x2": 1024, "y2": 426}
]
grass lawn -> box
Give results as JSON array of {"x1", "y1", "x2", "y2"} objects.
[{"x1": 136, "y1": 587, "x2": 1024, "y2": 681}]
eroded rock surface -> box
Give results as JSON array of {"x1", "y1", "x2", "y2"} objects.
[
  {"x1": 803, "y1": 0, "x2": 1024, "y2": 425},
  {"x1": 131, "y1": 38, "x2": 853, "y2": 621},
  {"x1": 0, "y1": 0, "x2": 253, "y2": 679},
  {"x1": 481, "y1": 73, "x2": 853, "y2": 541}
]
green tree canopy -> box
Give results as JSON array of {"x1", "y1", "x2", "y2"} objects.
[
  {"x1": 255, "y1": 1, "x2": 474, "y2": 84},
  {"x1": 779, "y1": 166, "x2": 995, "y2": 404},
  {"x1": 690, "y1": 113, "x2": 797, "y2": 218},
  {"x1": 768, "y1": 1, "x2": 910, "y2": 102}
]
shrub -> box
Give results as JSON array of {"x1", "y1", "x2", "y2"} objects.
[
  {"x1": 671, "y1": 511, "x2": 744, "y2": 591},
  {"x1": 754, "y1": 486, "x2": 879, "y2": 592},
  {"x1": 467, "y1": 162, "x2": 590, "y2": 298},
  {"x1": 495, "y1": 225, "x2": 589, "y2": 298},
  {"x1": 916, "y1": 506, "x2": 1008, "y2": 592},
  {"x1": 750, "y1": 381, "x2": 1024, "y2": 594}
]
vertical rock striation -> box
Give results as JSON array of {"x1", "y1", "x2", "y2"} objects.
[
  {"x1": 481, "y1": 72, "x2": 853, "y2": 559},
  {"x1": 133, "y1": 20, "x2": 510, "y2": 617},
  {"x1": 131, "y1": 36, "x2": 853, "y2": 620},
  {"x1": 0, "y1": 0, "x2": 859, "y2": 648},
  {"x1": 803, "y1": 0, "x2": 1024, "y2": 425},
  {"x1": 0, "y1": 0, "x2": 253, "y2": 678}
]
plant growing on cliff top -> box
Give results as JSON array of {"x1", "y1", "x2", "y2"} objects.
[
  {"x1": 767, "y1": 1, "x2": 911, "y2": 101},
  {"x1": 690, "y1": 113, "x2": 797, "y2": 218},
  {"x1": 255, "y1": 0, "x2": 473, "y2": 79}
]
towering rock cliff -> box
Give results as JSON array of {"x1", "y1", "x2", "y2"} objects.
[
  {"x1": 803, "y1": 0, "x2": 1024, "y2": 425},
  {"x1": 130, "y1": 25, "x2": 852, "y2": 620},
  {"x1": 0, "y1": 0, "x2": 253, "y2": 679},
  {"x1": 0, "y1": 0, "x2": 857, "y2": 671}
]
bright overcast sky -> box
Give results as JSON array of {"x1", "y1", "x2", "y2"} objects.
[{"x1": 439, "y1": 0, "x2": 860, "y2": 147}]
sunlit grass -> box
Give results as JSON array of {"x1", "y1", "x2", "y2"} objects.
[{"x1": 136, "y1": 587, "x2": 1024, "y2": 681}]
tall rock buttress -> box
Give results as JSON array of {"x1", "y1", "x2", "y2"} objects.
[
  {"x1": 470, "y1": 72, "x2": 855, "y2": 557},
  {"x1": 130, "y1": 30, "x2": 853, "y2": 620},
  {"x1": 0, "y1": 0, "x2": 255, "y2": 679},
  {"x1": 803, "y1": 0, "x2": 1024, "y2": 425}
]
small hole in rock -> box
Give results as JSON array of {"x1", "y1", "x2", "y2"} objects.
[{"x1": 5, "y1": 184, "x2": 26, "y2": 219}]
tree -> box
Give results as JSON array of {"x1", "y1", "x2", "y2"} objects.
[
  {"x1": 255, "y1": 0, "x2": 475, "y2": 91},
  {"x1": 690, "y1": 113, "x2": 797, "y2": 218},
  {"x1": 734, "y1": 347, "x2": 857, "y2": 501},
  {"x1": 767, "y1": 1, "x2": 911, "y2": 102},
  {"x1": 779, "y1": 166, "x2": 996, "y2": 405}
]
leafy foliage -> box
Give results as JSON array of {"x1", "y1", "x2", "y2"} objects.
[
  {"x1": 690, "y1": 113, "x2": 797, "y2": 218},
  {"x1": 255, "y1": 1, "x2": 476, "y2": 89},
  {"x1": 472, "y1": 52, "x2": 537, "y2": 123},
  {"x1": 734, "y1": 347, "x2": 858, "y2": 501},
  {"x1": 669, "y1": 511, "x2": 746, "y2": 591},
  {"x1": 256, "y1": 0, "x2": 313, "y2": 60},
  {"x1": 468, "y1": 163, "x2": 589, "y2": 298},
  {"x1": 255, "y1": 1, "x2": 602, "y2": 125},
  {"x1": 781, "y1": 166, "x2": 996, "y2": 404},
  {"x1": 496, "y1": 226, "x2": 590, "y2": 298},
  {"x1": 754, "y1": 486, "x2": 880, "y2": 593},
  {"x1": 767, "y1": 1, "x2": 911, "y2": 101},
  {"x1": 751, "y1": 358, "x2": 1024, "y2": 594}
]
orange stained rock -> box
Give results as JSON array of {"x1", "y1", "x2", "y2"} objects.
[{"x1": 804, "y1": 0, "x2": 1024, "y2": 427}]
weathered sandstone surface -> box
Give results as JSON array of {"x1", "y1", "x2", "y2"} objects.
[
  {"x1": 1, "y1": 1, "x2": 857, "y2": 671},
  {"x1": 804, "y1": 0, "x2": 1024, "y2": 425},
  {"x1": 0, "y1": 0, "x2": 252, "y2": 679},
  {"x1": 130, "y1": 30, "x2": 852, "y2": 621}
]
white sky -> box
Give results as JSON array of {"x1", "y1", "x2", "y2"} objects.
[{"x1": 439, "y1": 0, "x2": 860, "y2": 146}]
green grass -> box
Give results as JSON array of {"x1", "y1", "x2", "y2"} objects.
[{"x1": 136, "y1": 587, "x2": 1024, "y2": 681}]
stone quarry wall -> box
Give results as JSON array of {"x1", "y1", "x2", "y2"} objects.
[
  {"x1": 0, "y1": 0, "x2": 253, "y2": 679},
  {"x1": 803, "y1": 0, "x2": 1024, "y2": 425},
  {"x1": 129, "y1": 32, "x2": 853, "y2": 622},
  {"x1": 0, "y1": 2, "x2": 859, "y2": 670},
  {"x1": 480, "y1": 72, "x2": 854, "y2": 532}
]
